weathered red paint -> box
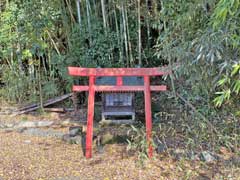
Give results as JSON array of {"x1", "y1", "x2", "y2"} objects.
[
  {"x1": 68, "y1": 67, "x2": 170, "y2": 159},
  {"x1": 85, "y1": 76, "x2": 95, "y2": 158},
  {"x1": 72, "y1": 85, "x2": 167, "y2": 92},
  {"x1": 116, "y1": 76, "x2": 123, "y2": 86},
  {"x1": 144, "y1": 76, "x2": 153, "y2": 158},
  {"x1": 68, "y1": 67, "x2": 170, "y2": 76}
]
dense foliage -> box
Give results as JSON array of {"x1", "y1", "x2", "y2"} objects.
[{"x1": 0, "y1": 1, "x2": 239, "y2": 111}]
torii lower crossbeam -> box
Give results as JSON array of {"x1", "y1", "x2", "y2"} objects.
[{"x1": 68, "y1": 67, "x2": 170, "y2": 158}]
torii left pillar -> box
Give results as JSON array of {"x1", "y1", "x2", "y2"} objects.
[{"x1": 85, "y1": 76, "x2": 95, "y2": 158}]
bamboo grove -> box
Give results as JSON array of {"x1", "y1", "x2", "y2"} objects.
[{"x1": 0, "y1": 0, "x2": 239, "y2": 112}]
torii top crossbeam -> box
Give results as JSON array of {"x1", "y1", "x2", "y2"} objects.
[{"x1": 68, "y1": 67, "x2": 171, "y2": 158}]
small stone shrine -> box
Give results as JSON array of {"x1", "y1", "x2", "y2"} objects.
[{"x1": 96, "y1": 76, "x2": 143, "y2": 124}]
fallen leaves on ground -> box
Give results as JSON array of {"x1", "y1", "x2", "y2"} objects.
[{"x1": 0, "y1": 131, "x2": 239, "y2": 180}]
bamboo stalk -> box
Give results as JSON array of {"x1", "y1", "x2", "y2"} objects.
[
  {"x1": 162, "y1": 2, "x2": 176, "y2": 99},
  {"x1": 101, "y1": 0, "x2": 107, "y2": 31},
  {"x1": 86, "y1": 0, "x2": 92, "y2": 14},
  {"x1": 38, "y1": 64, "x2": 44, "y2": 112},
  {"x1": 65, "y1": 0, "x2": 76, "y2": 24},
  {"x1": 85, "y1": 0, "x2": 92, "y2": 45},
  {"x1": 92, "y1": 0, "x2": 98, "y2": 17},
  {"x1": 119, "y1": 9, "x2": 124, "y2": 65},
  {"x1": 60, "y1": 0, "x2": 71, "y2": 50},
  {"x1": 121, "y1": 1, "x2": 129, "y2": 67},
  {"x1": 168, "y1": 55, "x2": 176, "y2": 98},
  {"x1": 113, "y1": 3, "x2": 122, "y2": 64},
  {"x1": 125, "y1": 7, "x2": 134, "y2": 66},
  {"x1": 145, "y1": 0, "x2": 150, "y2": 49},
  {"x1": 76, "y1": 0, "x2": 82, "y2": 29},
  {"x1": 16, "y1": 26, "x2": 24, "y2": 74},
  {"x1": 46, "y1": 30, "x2": 61, "y2": 55},
  {"x1": 138, "y1": 0, "x2": 142, "y2": 66}
]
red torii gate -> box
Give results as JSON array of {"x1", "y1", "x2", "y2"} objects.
[{"x1": 68, "y1": 67, "x2": 170, "y2": 158}]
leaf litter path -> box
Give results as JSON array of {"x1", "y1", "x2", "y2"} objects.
[
  {"x1": 0, "y1": 131, "x2": 178, "y2": 180},
  {"x1": 0, "y1": 131, "x2": 239, "y2": 180},
  {"x1": 0, "y1": 107, "x2": 239, "y2": 179}
]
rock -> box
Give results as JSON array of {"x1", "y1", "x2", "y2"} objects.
[
  {"x1": 4, "y1": 123, "x2": 14, "y2": 128},
  {"x1": 69, "y1": 126, "x2": 82, "y2": 137},
  {"x1": 62, "y1": 134, "x2": 72, "y2": 143},
  {"x1": 186, "y1": 150, "x2": 199, "y2": 161},
  {"x1": 153, "y1": 138, "x2": 167, "y2": 154},
  {"x1": 2, "y1": 128, "x2": 14, "y2": 133},
  {"x1": 62, "y1": 134, "x2": 82, "y2": 145},
  {"x1": 36, "y1": 121, "x2": 54, "y2": 127},
  {"x1": 97, "y1": 145, "x2": 104, "y2": 154},
  {"x1": 0, "y1": 123, "x2": 14, "y2": 129},
  {"x1": 171, "y1": 148, "x2": 186, "y2": 160},
  {"x1": 23, "y1": 128, "x2": 64, "y2": 138},
  {"x1": 101, "y1": 132, "x2": 114, "y2": 144},
  {"x1": 16, "y1": 127, "x2": 27, "y2": 133},
  {"x1": 54, "y1": 177, "x2": 81, "y2": 180},
  {"x1": 23, "y1": 140, "x2": 31, "y2": 144},
  {"x1": 70, "y1": 136, "x2": 82, "y2": 145},
  {"x1": 195, "y1": 175, "x2": 211, "y2": 180},
  {"x1": 199, "y1": 151, "x2": 218, "y2": 163},
  {"x1": 62, "y1": 134, "x2": 86, "y2": 155},
  {"x1": 231, "y1": 156, "x2": 240, "y2": 167},
  {"x1": 16, "y1": 121, "x2": 54, "y2": 128},
  {"x1": 61, "y1": 120, "x2": 71, "y2": 126},
  {"x1": 17, "y1": 121, "x2": 37, "y2": 128},
  {"x1": 156, "y1": 144, "x2": 167, "y2": 153},
  {"x1": 225, "y1": 156, "x2": 240, "y2": 167}
]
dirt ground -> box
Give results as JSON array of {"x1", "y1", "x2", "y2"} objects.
[
  {"x1": 0, "y1": 112, "x2": 239, "y2": 180},
  {"x1": 0, "y1": 131, "x2": 239, "y2": 180}
]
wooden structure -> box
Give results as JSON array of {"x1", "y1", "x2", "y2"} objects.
[
  {"x1": 101, "y1": 92, "x2": 135, "y2": 123},
  {"x1": 96, "y1": 76, "x2": 144, "y2": 123},
  {"x1": 68, "y1": 67, "x2": 170, "y2": 158}
]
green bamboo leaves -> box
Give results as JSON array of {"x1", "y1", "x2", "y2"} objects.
[
  {"x1": 211, "y1": 0, "x2": 240, "y2": 28},
  {"x1": 214, "y1": 63, "x2": 240, "y2": 107}
]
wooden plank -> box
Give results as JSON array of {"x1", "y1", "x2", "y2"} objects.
[
  {"x1": 44, "y1": 108, "x2": 74, "y2": 113},
  {"x1": 68, "y1": 67, "x2": 171, "y2": 77},
  {"x1": 72, "y1": 85, "x2": 167, "y2": 92},
  {"x1": 18, "y1": 94, "x2": 72, "y2": 111},
  {"x1": 14, "y1": 93, "x2": 72, "y2": 115},
  {"x1": 100, "y1": 119, "x2": 135, "y2": 125},
  {"x1": 102, "y1": 111, "x2": 134, "y2": 116}
]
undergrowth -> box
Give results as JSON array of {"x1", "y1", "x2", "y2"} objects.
[{"x1": 127, "y1": 99, "x2": 240, "y2": 166}]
